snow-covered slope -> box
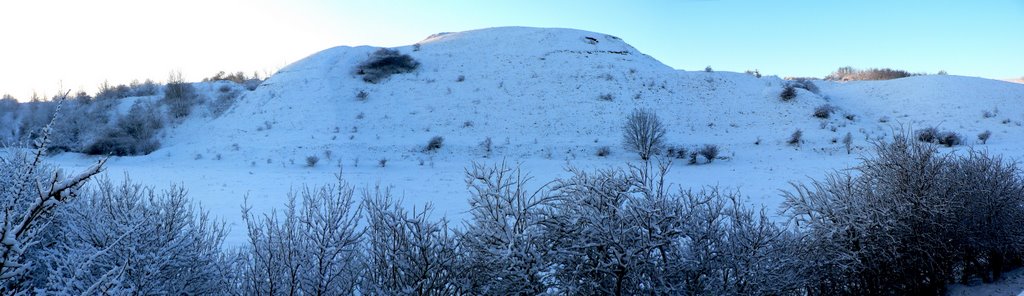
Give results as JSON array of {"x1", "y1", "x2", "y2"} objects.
[{"x1": 48, "y1": 27, "x2": 1024, "y2": 251}]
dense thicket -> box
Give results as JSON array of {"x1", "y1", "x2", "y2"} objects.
[{"x1": 3, "y1": 130, "x2": 1022, "y2": 295}]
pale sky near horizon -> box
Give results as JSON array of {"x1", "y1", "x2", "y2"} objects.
[{"x1": 1, "y1": 0, "x2": 1021, "y2": 100}]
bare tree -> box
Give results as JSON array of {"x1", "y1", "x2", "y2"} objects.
[
  {"x1": 460, "y1": 161, "x2": 553, "y2": 294},
  {"x1": 622, "y1": 108, "x2": 666, "y2": 160}
]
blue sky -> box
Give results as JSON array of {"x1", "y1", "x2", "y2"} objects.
[{"x1": 1, "y1": 0, "x2": 1021, "y2": 99}]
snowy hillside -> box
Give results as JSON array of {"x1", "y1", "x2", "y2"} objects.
[{"x1": 47, "y1": 26, "x2": 1024, "y2": 250}]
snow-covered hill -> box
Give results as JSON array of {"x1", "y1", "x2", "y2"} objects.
[{"x1": 48, "y1": 27, "x2": 1024, "y2": 253}]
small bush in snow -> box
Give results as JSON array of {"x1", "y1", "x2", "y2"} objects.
[
  {"x1": 456, "y1": 75, "x2": 465, "y2": 82},
  {"x1": 480, "y1": 137, "x2": 493, "y2": 157},
  {"x1": 916, "y1": 127, "x2": 939, "y2": 143},
  {"x1": 813, "y1": 104, "x2": 836, "y2": 118},
  {"x1": 355, "y1": 48, "x2": 420, "y2": 84},
  {"x1": 598, "y1": 93, "x2": 614, "y2": 101},
  {"x1": 704, "y1": 66, "x2": 713, "y2": 72},
  {"x1": 698, "y1": 144, "x2": 720, "y2": 163},
  {"x1": 779, "y1": 85, "x2": 797, "y2": 101},
  {"x1": 979, "y1": 130, "x2": 992, "y2": 144},
  {"x1": 787, "y1": 129, "x2": 803, "y2": 146},
  {"x1": 378, "y1": 158, "x2": 387, "y2": 167},
  {"x1": 306, "y1": 155, "x2": 320, "y2": 167},
  {"x1": 355, "y1": 90, "x2": 369, "y2": 101},
  {"x1": 936, "y1": 131, "x2": 961, "y2": 147},
  {"x1": 789, "y1": 78, "x2": 820, "y2": 94},
  {"x1": 596, "y1": 146, "x2": 611, "y2": 157},
  {"x1": 84, "y1": 101, "x2": 164, "y2": 156},
  {"x1": 162, "y1": 71, "x2": 200, "y2": 119},
  {"x1": 665, "y1": 145, "x2": 688, "y2": 159},
  {"x1": 843, "y1": 132, "x2": 853, "y2": 154},
  {"x1": 423, "y1": 136, "x2": 444, "y2": 152},
  {"x1": 622, "y1": 108, "x2": 666, "y2": 160}
]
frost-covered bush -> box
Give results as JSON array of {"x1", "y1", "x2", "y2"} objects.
[
  {"x1": 979, "y1": 130, "x2": 992, "y2": 144},
  {"x1": 362, "y1": 186, "x2": 462, "y2": 295},
  {"x1": 544, "y1": 163, "x2": 800, "y2": 295},
  {"x1": 783, "y1": 134, "x2": 1024, "y2": 294},
  {"x1": 788, "y1": 129, "x2": 802, "y2": 146},
  {"x1": 424, "y1": 136, "x2": 444, "y2": 152},
  {"x1": 916, "y1": 127, "x2": 961, "y2": 147},
  {"x1": 84, "y1": 101, "x2": 163, "y2": 156},
  {"x1": 789, "y1": 78, "x2": 820, "y2": 94},
  {"x1": 461, "y1": 162, "x2": 552, "y2": 294},
  {"x1": 937, "y1": 131, "x2": 962, "y2": 147},
  {"x1": 355, "y1": 48, "x2": 420, "y2": 83},
  {"x1": 916, "y1": 127, "x2": 939, "y2": 143},
  {"x1": 162, "y1": 82, "x2": 199, "y2": 119},
  {"x1": 665, "y1": 145, "x2": 688, "y2": 159},
  {"x1": 622, "y1": 108, "x2": 666, "y2": 160},
  {"x1": 42, "y1": 177, "x2": 232, "y2": 295},
  {"x1": 0, "y1": 117, "x2": 105, "y2": 294},
  {"x1": 698, "y1": 144, "x2": 719, "y2": 163},
  {"x1": 239, "y1": 176, "x2": 364, "y2": 295},
  {"x1": 813, "y1": 104, "x2": 836, "y2": 119},
  {"x1": 780, "y1": 85, "x2": 797, "y2": 101}
]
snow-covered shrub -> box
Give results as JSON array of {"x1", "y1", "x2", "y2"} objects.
[
  {"x1": 306, "y1": 155, "x2": 320, "y2": 167},
  {"x1": 916, "y1": 127, "x2": 961, "y2": 147},
  {"x1": 461, "y1": 162, "x2": 553, "y2": 294},
  {"x1": 355, "y1": 48, "x2": 420, "y2": 84},
  {"x1": 162, "y1": 82, "x2": 199, "y2": 119},
  {"x1": 698, "y1": 144, "x2": 719, "y2": 163},
  {"x1": 596, "y1": 145, "x2": 611, "y2": 157},
  {"x1": 787, "y1": 129, "x2": 802, "y2": 146},
  {"x1": 843, "y1": 132, "x2": 853, "y2": 154},
  {"x1": 598, "y1": 93, "x2": 614, "y2": 101},
  {"x1": 49, "y1": 97, "x2": 114, "y2": 153},
  {"x1": 916, "y1": 127, "x2": 939, "y2": 143},
  {"x1": 362, "y1": 186, "x2": 462, "y2": 295},
  {"x1": 84, "y1": 101, "x2": 163, "y2": 156},
  {"x1": 544, "y1": 163, "x2": 800, "y2": 295},
  {"x1": 779, "y1": 85, "x2": 797, "y2": 101},
  {"x1": 42, "y1": 177, "x2": 231, "y2": 295},
  {"x1": 239, "y1": 176, "x2": 364, "y2": 295},
  {"x1": 937, "y1": 131, "x2": 962, "y2": 147},
  {"x1": 355, "y1": 90, "x2": 368, "y2": 101},
  {"x1": 789, "y1": 78, "x2": 820, "y2": 94},
  {"x1": 424, "y1": 136, "x2": 444, "y2": 152},
  {"x1": 813, "y1": 104, "x2": 836, "y2": 119},
  {"x1": 782, "y1": 134, "x2": 1024, "y2": 294},
  {"x1": 978, "y1": 130, "x2": 992, "y2": 144},
  {"x1": 665, "y1": 145, "x2": 688, "y2": 159},
  {"x1": 480, "y1": 137, "x2": 492, "y2": 158},
  {"x1": 622, "y1": 108, "x2": 666, "y2": 160},
  {"x1": 0, "y1": 112, "x2": 106, "y2": 293}
]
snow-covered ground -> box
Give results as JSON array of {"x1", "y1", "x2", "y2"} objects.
[{"x1": 41, "y1": 26, "x2": 1024, "y2": 293}]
